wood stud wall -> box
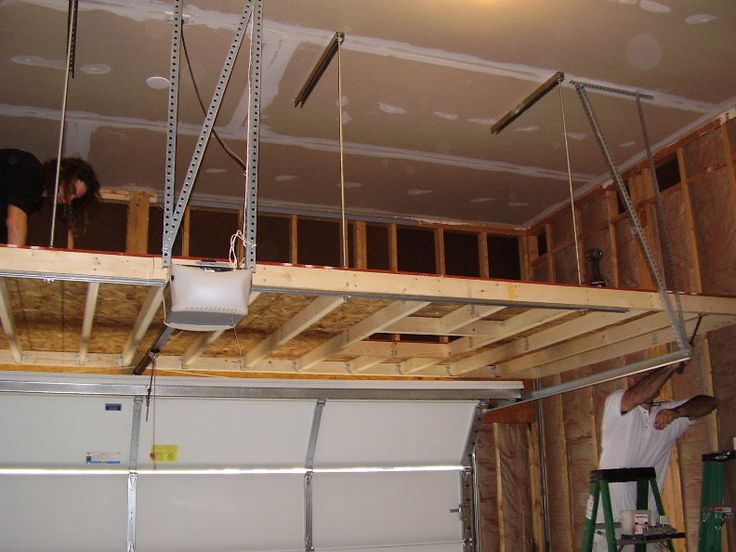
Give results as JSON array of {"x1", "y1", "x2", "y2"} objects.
[{"x1": 495, "y1": 115, "x2": 736, "y2": 551}]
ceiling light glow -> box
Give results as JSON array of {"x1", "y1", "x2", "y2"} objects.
[
  {"x1": 146, "y1": 75, "x2": 171, "y2": 90},
  {"x1": 685, "y1": 14, "x2": 716, "y2": 25},
  {"x1": 639, "y1": 0, "x2": 671, "y2": 14},
  {"x1": 81, "y1": 63, "x2": 111, "y2": 75}
]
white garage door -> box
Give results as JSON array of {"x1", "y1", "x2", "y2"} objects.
[{"x1": 0, "y1": 374, "x2": 521, "y2": 552}]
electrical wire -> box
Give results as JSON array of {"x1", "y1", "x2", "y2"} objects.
[{"x1": 180, "y1": 17, "x2": 248, "y2": 171}]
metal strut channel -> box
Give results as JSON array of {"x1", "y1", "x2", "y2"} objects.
[
  {"x1": 304, "y1": 400, "x2": 325, "y2": 552},
  {"x1": 635, "y1": 94, "x2": 685, "y2": 340},
  {"x1": 245, "y1": 0, "x2": 264, "y2": 270},
  {"x1": 162, "y1": 0, "x2": 258, "y2": 266},
  {"x1": 573, "y1": 83, "x2": 687, "y2": 350},
  {"x1": 162, "y1": 0, "x2": 182, "y2": 261},
  {"x1": 127, "y1": 396, "x2": 143, "y2": 552}
]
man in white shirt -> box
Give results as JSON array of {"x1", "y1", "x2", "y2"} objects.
[{"x1": 593, "y1": 363, "x2": 716, "y2": 551}]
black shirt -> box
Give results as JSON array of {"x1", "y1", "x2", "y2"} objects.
[{"x1": 0, "y1": 149, "x2": 45, "y2": 244}]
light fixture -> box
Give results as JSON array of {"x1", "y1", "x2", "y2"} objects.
[{"x1": 491, "y1": 71, "x2": 564, "y2": 135}]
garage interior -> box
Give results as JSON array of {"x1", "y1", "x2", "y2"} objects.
[{"x1": 1, "y1": 1, "x2": 735, "y2": 551}]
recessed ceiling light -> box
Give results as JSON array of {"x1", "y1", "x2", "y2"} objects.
[
  {"x1": 468, "y1": 118, "x2": 496, "y2": 125},
  {"x1": 639, "y1": 0, "x2": 671, "y2": 14},
  {"x1": 379, "y1": 102, "x2": 407, "y2": 115},
  {"x1": 433, "y1": 111, "x2": 459, "y2": 121},
  {"x1": 11, "y1": 55, "x2": 63, "y2": 69},
  {"x1": 81, "y1": 63, "x2": 111, "y2": 75},
  {"x1": 146, "y1": 76, "x2": 170, "y2": 90},
  {"x1": 407, "y1": 188, "x2": 433, "y2": 195},
  {"x1": 685, "y1": 13, "x2": 716, "y2": 25},
  {"x1": 514, "y1": 125, "x2": 540, "y2": 132}
]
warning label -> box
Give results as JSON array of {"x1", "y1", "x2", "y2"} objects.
[{"x1": 150, "y1": 444, "x2": 179, "y2": 462}]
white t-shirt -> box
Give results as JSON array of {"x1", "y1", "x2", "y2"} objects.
[{"x1": 597, "y1": 389, "x2": 692, "y2": 522}]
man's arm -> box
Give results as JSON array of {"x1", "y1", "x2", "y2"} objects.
[
  {"x1": 620, "y1": 365, "x2": 678, "y2": 414},
  {"x1": 6, "y1": 204, "x2": 29, "y2": 246},
  {"x1": 654, "y1": 395, "x2": 717, "y2": 430}
]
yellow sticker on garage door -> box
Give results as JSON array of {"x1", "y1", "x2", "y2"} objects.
[{"x1": 150, "y1": 444, "x2": 179, "y2": 462}]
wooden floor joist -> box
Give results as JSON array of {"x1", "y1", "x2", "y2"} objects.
[{"x1": 1, "y1": 247, "x2": 735, "y2": 381}]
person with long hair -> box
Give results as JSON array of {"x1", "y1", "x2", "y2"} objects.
[{"x1": 0, "y1": 148, "x2": 102, "y2": 246}]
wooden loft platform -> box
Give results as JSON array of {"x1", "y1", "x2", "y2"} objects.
[{"x1": 1, "y1": 247, "x2": 735, "y2": 382}]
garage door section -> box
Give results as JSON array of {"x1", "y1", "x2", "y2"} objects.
[{"x1": 0, "y1": 374, "x2": 521, "y2": 551}]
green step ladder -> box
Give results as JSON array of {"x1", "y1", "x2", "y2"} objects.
[
  {"x1": 581, "y1": 467, "x2": 684, "y2": 552},
  {"x1": 698, "y1": 449, "x2": 735, "y2": 552}
]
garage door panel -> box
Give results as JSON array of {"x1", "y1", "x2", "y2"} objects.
[
  {"x1": 136, "y1": 398, "x2": 316, "y2": 468},
  {"x1": 0, "y1": 474, "x2": 128, "y2": 552},
  {"x1": 312, "y1": 471, "x2": 464, "y2": 549},
  {"x1": 0, "y1": 394, "x2": 134, "y2": 467},
  {"x1": 314, "y1": 401, "x2": 476, "y2": 467},
  {"x1": 136, "y1": 473, "x2": 305, "y2": 552}
]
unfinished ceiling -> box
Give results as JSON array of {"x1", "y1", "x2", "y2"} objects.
[{"x1": 1, "y1": 0, "x2": 735, "y2": 228}]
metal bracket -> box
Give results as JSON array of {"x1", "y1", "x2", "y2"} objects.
[
  {"x1": 573, "y1": 82, "x2": 687, "y2": 350},
  {"x1": 162, "y1": 0, "x2": 263, "y2": 267},
  {"x1": 304, "y1": 470, "x2": 314, "y2": 552}
]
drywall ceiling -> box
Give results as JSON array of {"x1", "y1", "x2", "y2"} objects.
[{"x1": 1, "y1": 0, "x2": 735, "y2": 228}]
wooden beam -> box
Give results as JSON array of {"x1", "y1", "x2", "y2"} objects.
[
  {"x1": 182, "y1": 330, "x2": 225, "y2": 367},
  {"x1": 342, "y1": 340, "x2": 448, "y2": 358},
  {"x1": 298, "y1": 300, "x2": 429, "y2": 371},
  {"x1": 508, "y1": 314, "x2": 734, "y2": 379},
  {"x1": 78, "y1": 282, "x2": 100, "y2": 365},
  {"x1": 388, "y1": 223, "x2": 398, "y2": 272},
  {"x1": 289, "y1": 214, "x2": 298, "y2": 264},
  {"x1": 478, "y1": 232, "x2": 490, "y2": 279},
  {"x1": 182, "y1": 292, "x2": 262, "y2": 367},
  {"x1": 125, "y1": 190, "x2": 151, "y2": 254},
  {"x1": 0, "y1": 279, "x2": 21, "y2": 362},
  {"x1": 121, "y1": 286, "x2": 164, "y2": 366},
  {"x1": 450, "y1": 310, "x2": 643, "y2": 375},
  {"x1": 497, "y1": 312, "x2": 678, "y2": 375},
  {"x1": 448, "y1": 308, "x2": 572, "y2": 357},
  {"x1": 675, "y1": 150, "x2": 704, "y2": 292},
  {"x1": 2, "y1": 249, "x2": 736, "y2": 317},
  {"x1": 435, "y1": 228, "x2": 445, "y2": 275},
  {"x1": 244, "y1": 295, "x2": 346, "y2": 366},
  {"x1": 348, "y1": 355, "x2": 384, "y2": 373},
  {"x1": 353, "y1": 221, "x2": 367, "y2": 269}
]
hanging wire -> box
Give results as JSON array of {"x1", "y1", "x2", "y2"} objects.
[
  {"x1": 559, "y1": 86, "x2": 583, "y2": 285},
  {"x1": 337, "y1": 35, "x2": 348, "y2": 268},
  {"x1": 50, "y1": 0, "x2": 79, "y2": 247}
]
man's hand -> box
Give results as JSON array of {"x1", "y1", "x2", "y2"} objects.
[{"x1": 654, "y1": 408, "x2": 678, "y2": 430}]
